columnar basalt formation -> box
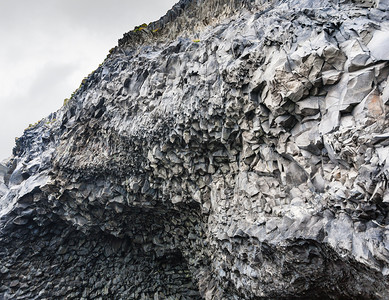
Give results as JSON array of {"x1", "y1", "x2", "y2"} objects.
[{"x1": 1, "y1": 0, "x2": 389, "y2": 299}]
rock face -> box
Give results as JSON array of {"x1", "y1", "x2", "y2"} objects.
[{"x1": 1, "y1": 0, "x2": 389, "y2": 298}]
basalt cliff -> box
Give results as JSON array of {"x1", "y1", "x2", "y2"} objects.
[{"x1": 1, "y1": 0, "x2": 389, "y2": 299}]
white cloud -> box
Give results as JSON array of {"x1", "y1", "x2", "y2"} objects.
[{"x1": 0, "y1": 0, "x2": 177, "y2": 160}]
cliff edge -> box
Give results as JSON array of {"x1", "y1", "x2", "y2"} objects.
[{"x1": 1, "y1": 0, "x2": 389, "y2": 298}]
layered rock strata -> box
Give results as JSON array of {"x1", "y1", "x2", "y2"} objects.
[{"x1": 1, "y1": 0, "x2": 389, "y2": 299}]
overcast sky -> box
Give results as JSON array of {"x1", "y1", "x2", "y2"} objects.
[{"x1": 0, "y1": 0, "x2": 177, "y2": 160}]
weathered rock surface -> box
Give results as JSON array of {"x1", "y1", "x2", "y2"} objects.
[{"x1": 1, "y1": 0, "x2": 389, "y2": 299}]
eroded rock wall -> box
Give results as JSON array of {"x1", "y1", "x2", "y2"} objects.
[{"x1": 1, "y1": 0, "x2": 389, "y2": 299}]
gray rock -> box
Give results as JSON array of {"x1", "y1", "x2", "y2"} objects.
[
  {"x1": 1, "y1": 0, "x2": 389, "y2": 299},
  {"x1": 295, "y1": 97, "x2": 321, "y2": 116},
  {"x1": 367, "y1": 30, "x2": 389, "y2": 61}
]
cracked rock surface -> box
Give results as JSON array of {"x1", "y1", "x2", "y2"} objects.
[{"x1": 1, "y1": 0, "x2": 389, "y2": 299}]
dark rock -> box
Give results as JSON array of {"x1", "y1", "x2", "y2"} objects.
[{"x1": 1, "y1": 0, "x2": 389, "y2": 299}]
